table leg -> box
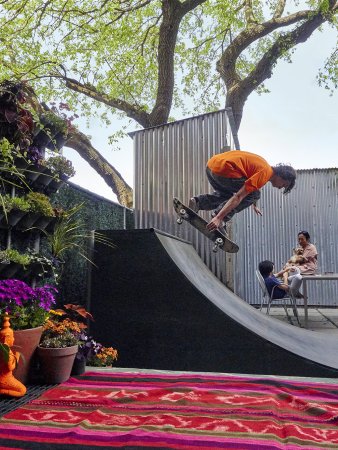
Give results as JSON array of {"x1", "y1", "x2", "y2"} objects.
[{"x1": 303, "y1": 280, "x2": 308, "y2": 328}]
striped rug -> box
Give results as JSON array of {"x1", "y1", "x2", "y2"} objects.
[{"x1": 0, "y1": 370, "x2": 338, "y2": 449}]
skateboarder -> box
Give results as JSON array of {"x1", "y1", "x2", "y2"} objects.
[{"x1": 189, "y1": 150, "x2": 296, "y2": 232}]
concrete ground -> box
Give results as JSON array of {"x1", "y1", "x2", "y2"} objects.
[{"x1": 264, "y1": 307, "x2": 338, "y2": 332}]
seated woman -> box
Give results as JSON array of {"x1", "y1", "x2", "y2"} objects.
[
  {"x1": 276, "y1": 231, "x2": 318, "y2": 297},
  {"x1": 259, "y1": 260, "x2": 302, "y2": 299},
  {"x1": 296, "y1": 230, "x2": 318, "y2": 275}
]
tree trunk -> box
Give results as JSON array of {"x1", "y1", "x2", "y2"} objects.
[{"x1": 66, "y1": 128, "x2": 133, "y2": 208}]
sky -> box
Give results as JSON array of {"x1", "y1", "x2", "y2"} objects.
[{"x1": 62, "y1": 24, "x2": 337, "y2": 204}]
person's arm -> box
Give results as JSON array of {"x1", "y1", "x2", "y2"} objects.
[
  {"x1": 274, "y1": 267, "x2": 289, "y2": 278},
  {"x1": 206, "y1": 185, "x2": 249, "y2": 231},
  {"x1": 303, "y1": 245, "x2": 318, "y2": 263},
  {"x1": 276, "y1": 282, "x2": 289, "y2": 292}
]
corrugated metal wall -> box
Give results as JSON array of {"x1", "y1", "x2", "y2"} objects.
[
  {"x1": 133, "y1": 109, "x2": 236, "y2": 284},
  {"x1": 235, "y1": 169, "x2": 338, "y2": 306}
]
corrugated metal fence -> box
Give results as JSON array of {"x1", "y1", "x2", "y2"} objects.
[
  {"x1": 132, "y1": 110, "x2": 338, "y2": 305},
  {"x1": 133, "y1": 109, "x2": 236, "y2": 284}
]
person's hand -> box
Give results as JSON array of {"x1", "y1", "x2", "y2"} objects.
[
  {"x1": 206, "y1": 216, "x2": 223, "y2": 231},
  {"x1": 252, "y1": 204, "x2": 262, "y2": 216}
]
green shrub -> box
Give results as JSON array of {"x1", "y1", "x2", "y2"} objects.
[
  {"x1": 26, "y1": 192, "x2": 55, "y2": 217},
  {"x1": 0, "y1": 249, "x2": 31, "y2": 266},
  {"x1": 1, "y1": 194, "x2": 31, "y2": 213}
]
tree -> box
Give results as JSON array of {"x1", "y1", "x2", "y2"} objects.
[{"x1": 0, "y1": 0, "x2": 336, "y2": 206}]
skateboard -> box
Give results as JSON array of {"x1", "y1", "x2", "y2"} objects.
[{"x1": 173, "y1": 197, "x2": 239, "y2": 253}]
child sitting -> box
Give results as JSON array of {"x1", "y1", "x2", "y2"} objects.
[{"x1": 258, "y1": 260, "x2": 303, "y2": 299}]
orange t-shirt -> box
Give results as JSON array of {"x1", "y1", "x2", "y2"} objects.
[{"x1": 207, "y1": 150, "x2": 273, "y2": 193}]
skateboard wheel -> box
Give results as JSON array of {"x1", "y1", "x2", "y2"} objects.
[
  {"x1": 177, "y1": 218, "x2": 183, "y2": 225},
  {"x1": 212, "y1": 244, "x2": 219, "y2": 253},
  {"x1": 179, "y1": 208, "x2": 186, "y2": 215},
  {"x1": 216, "y1": 237, "x2": 224, "y2": 245}
]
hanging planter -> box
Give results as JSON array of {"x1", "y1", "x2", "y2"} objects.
[
  {"x1": 7, "y1": 209, "x2": 27, "y2": 227},
  {"x1": 45, "y1": 178, "x2": 64, "y2": 195},
  {"x1": 0, "y1": 262, "x2": 22, "y2": 279},
  {"x1": 18, "y1": 211, "x2": 40, "y2": 229},
  {"x1": 34, "y1": 215, "x2": 56, "y2": 231},
  {"x1": 0, "y1": 209, "x2": 27, "y2": 228},
  {"x1": 24, "y1": 164, "x2": 46, "y2": 182},
  {"x1": 46, "y1": 132, "x2": 67, "y2": 151},
  {"x1": 13, "y1": 157, "x2": 30, "y2": 171},
  {"x1": 34, "y1": 167, "x2": 55, "y2": 188}
]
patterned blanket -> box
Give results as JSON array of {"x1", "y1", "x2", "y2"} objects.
[{"x1": 0, "y1": 371, "x2": 338, "y2": 449}]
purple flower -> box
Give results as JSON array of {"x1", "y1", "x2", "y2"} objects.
[
  {"x1": 26, "y1": 145, "x2": 43, "y2": 165},
  {"x1": 0, "y1": 279, "x2": 57, "y2": 330}
]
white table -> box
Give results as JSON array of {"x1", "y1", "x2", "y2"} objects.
[{"x1": 302, "y1": 274, "x2": 338, "y2": 328}]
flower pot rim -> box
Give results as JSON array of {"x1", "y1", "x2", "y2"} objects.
[
  {"x1": 38, "y1": 343, "x2": 78, "y2": 348},
  {"x1": 37, "y1": 344, "x2": 79, "y2": 351},
  {"x1": 14, "y1": 325, "x2": 44, "y2": 332}
]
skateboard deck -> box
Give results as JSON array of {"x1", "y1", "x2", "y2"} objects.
[{"x1": 173, "y1": 197, "x2": 239, "y2": 253}]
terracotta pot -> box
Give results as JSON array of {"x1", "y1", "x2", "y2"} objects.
[
  {"x1": 13, "y1": 326, "x2": 43, "y2": 384},
  {"x1": 37, "y1": 345, "x2": 78, "y2": 384}
]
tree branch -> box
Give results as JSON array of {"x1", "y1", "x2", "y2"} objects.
[
  {"x1": 219, "y1": 0, "x2": 337, "y2": 130},
  {"x1": 53, "y1": 73, "x2": 152, "y2": 128},
  {"x1": 273, "y1": 0, "x2": 286, "y2": 19},
  {"x1": 66, "y1": 127, "x2": 133, "y2": 207}
]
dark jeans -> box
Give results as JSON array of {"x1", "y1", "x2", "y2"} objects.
[{"x1": 195, "y1": 167, "x2": 261, "y2": 222}]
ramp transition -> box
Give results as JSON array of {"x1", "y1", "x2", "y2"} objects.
[{"x1": 89, "y1": 229, "x2": 338, "y2": 378}]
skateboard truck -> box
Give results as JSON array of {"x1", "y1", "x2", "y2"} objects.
[
  {"x1": 212, "y1": 237, "x2": 224, "y2": 253},
  {"x1": 176, "y1": 208, "x2": 189, "y2": 225}
]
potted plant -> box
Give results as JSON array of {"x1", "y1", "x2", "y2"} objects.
[
  {"x1": 45, "y1": 155, "x2": 75, "y2": 181},
  {"x1": 0, "y1": 279, "x2": 57, "y2": 383},
  {"x1": 0, "y1": 249, "x2": 31, "y2": 278},
  {"x1": 37, "y1": 310, "x2": 80, "y2": 383},
  {"x1": 0, "y1": 194, "x2": 31, "y2": 227},
  {"x1": 87, "y1": 344, "x2": 118, "y2": 368},
  {"x1": 35, "y1": 110, "x2": 68, "y2": 151},
  {"x1": 25, "y1": 191, "x2": 56, "y2": 229},
  {"x1": 25, "y1": 251, "x2": 60, "y2": 284},
  {"x1": 26, "y1": 192, "x2": 55, "y2": 216},
  {"x1": 43, "y1": 303, "x2": 93, "y2": 376}
]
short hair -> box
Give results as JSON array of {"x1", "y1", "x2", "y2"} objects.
[
  {"x1": 258, "y1": 260, "x2": 274, "y2": 278},
  {"x1": 272, "y1": 164, "x2": 296, "y2": 194},
  {"x1": 298, "y1": 230, "x2": 310, "y2": 241}
]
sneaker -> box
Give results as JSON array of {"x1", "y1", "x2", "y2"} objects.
[{"x1": 188, "y1": 197, "x2": 199, "y2": 213}]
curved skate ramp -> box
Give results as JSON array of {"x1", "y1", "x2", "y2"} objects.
[{"x1": 90, "y1": 229, "x2": 338, "y2": 377}]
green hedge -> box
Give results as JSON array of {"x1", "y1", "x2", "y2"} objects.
[{"x1": 50, "y1": 182, "x2": 134, "y2": 306}]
